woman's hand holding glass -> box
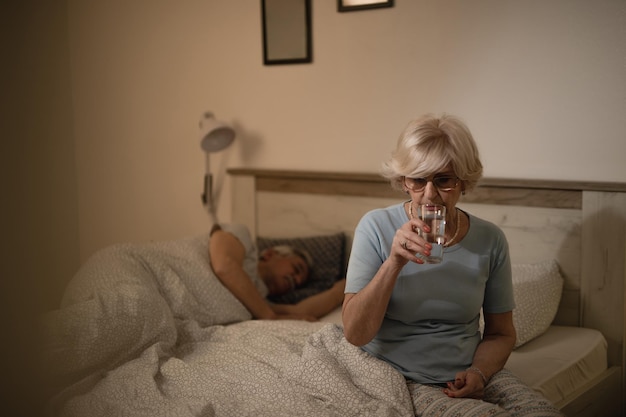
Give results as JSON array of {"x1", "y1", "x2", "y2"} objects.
[{"x1": 394, "y1": 216, "x2": 432, "y2": 265}]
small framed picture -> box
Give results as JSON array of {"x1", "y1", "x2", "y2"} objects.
[
  {"x1": 262, "y1": 0, "x2": 312, "y2": 65},
  {"x1": 338, "y1": 0, "x2": 393, "y2": 12}
]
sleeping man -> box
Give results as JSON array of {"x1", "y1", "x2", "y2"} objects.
[{"x1": 209, "y1": 223, "x2": 345, "y2": 321}]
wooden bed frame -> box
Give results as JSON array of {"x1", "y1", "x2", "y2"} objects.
[{"x1": 228, "y1": 168, "x2": 626, "y2": 416}]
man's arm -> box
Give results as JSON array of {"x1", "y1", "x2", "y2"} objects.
[
  {"x1": 209, "y1": 229, "x2": 279, "y2": 319},
  {"x1": 271, "y1": 279, "x2": 345, "y2": 319}
]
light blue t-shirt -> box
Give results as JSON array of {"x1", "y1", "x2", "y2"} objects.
[{"x1": 345, "y1": 203, "x2": 514, "y2": 384}]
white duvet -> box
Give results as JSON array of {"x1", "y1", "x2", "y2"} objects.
[{"x1": 42, "y1": 236, "x2": 413, "y2": 417}]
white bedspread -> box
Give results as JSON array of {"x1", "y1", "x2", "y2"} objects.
[
  {"x1": 55, "y1": 322, "x2": 413, "y2": 417},
  {"x1": 42, "y1": 236, "x2": 414, "y2": 416}
]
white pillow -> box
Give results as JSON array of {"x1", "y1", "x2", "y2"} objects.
[{"x1": 511, "y1": 260, "x2": 564, "y2": 348}]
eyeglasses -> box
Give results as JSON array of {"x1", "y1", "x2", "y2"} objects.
[{"x1": 404, "y1": 175, "x2": 459, "y2": 192}]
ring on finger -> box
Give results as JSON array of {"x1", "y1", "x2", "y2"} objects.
[{"x1": 401, "y1": 240, "x2": 408, "y2": 250}]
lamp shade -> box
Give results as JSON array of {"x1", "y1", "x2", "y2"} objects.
[{"x1": 199, "y1": 112, "x2": 235, "y2": 152}]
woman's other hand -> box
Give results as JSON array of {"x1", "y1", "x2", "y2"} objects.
[{"x1": 443, "y1": 369, "x2": 485, "y2": 399}]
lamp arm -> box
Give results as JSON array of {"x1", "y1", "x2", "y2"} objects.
[
  {"x1": 201, "y1": 174, "x2": 208, "y2": 205},
  {"x1": 202, "y1": 153, "x2": 218, "y2": 224}
]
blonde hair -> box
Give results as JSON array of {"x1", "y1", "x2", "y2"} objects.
[{"x1": 381, "y1": 113, "x2": 483, "y2": 193}]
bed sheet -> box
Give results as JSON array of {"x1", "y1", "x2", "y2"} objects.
[
  {"x1": 49, "y1": 321, "x2": 413, "y2": 417},
  {"x1": 42, "y1": 236, "x2": 413, "y2": 416}
]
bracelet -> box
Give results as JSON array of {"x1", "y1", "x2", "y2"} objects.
[{"x1": 466, "y1": 366, "x2": 488, "y2": 385}]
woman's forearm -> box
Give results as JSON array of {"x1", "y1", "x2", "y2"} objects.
[
  {"x1": 342, "y1": 260, "x2": 403, "y2": 346},
  {"x1": 471, "y1": 312, "x2": 516, "y2": 380},
  {"x1": 470, "y1": 335, "x2": 515, "y2": 381}
]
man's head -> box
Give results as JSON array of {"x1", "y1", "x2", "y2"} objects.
[{"x1": 257, "y1": 245, "x2": 313, "y2": 296}]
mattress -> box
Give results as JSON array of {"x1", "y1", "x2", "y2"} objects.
[
  {"x1": 506, "y1": 325, "x2": 607, "y2": 406},
  {"x1": 321, "y1": 310, "x2": 607, "y2": 408}
]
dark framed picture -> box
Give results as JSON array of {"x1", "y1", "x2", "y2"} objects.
[
  {"x1": 262, "y1": 0, "x2": 312, "y2": 65},
  {"x1": 338, "y1": 0, "x2": 393, "y2": 12}
]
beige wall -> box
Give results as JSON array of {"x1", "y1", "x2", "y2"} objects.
[{"x1": 67, "y1": 0, "x2": 625, "y2": 266}]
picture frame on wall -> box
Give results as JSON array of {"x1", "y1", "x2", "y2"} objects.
[
  {"x1": 338, "y1": 0, "x2": 393, "y2": 12},
  {"x1": 262, "y1": 0, "x2": 312, "y2": 65}
]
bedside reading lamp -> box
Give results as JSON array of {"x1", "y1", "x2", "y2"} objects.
[{"x1": 199, "y1": 112, "x2": 235, "y2": 224}]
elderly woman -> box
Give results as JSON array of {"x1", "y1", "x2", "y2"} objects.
[{"x1": 342, "y1": 114, "x2": 562, "y2": 416}]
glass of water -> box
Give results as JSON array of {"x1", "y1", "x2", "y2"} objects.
[{"x1": 418, "y1": 204, "x2": 446, "y2": 263}]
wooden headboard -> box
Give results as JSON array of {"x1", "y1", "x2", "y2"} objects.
[{"x1": 228, "y1": 168, "x2": 626, "y2": 373}]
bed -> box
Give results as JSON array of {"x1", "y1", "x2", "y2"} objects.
[
  {"x1": 229, "y1": 168, "x2": 625, "y2": 416},
  {"x1": 42, "y1": 169, "x2": 625, "y2": 417}
]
